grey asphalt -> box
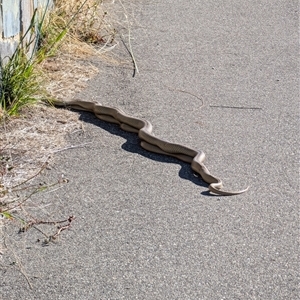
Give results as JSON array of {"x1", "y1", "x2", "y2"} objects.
[{"x1": 1, "y1": 1, "x2": 299, "y2": 299}]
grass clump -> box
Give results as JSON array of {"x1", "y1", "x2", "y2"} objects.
[
  {"x1": 0, "y1": 48, "x2": 40, "y2": 117},
  {"x1": 40, "y1": 0, "x2": 117, "y2": 101},
  {"x1": 0, "y1": 8, "x2": 44, "y2": 117},
  {"x1": 0, "y1": 4, "x2": 67, "y2": 118}
]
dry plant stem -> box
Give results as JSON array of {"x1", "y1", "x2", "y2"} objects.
[
  {"x1": 11, "y1": 158, "x2": 49, "y2": 190},
  {"x1": 3, "y1": 236, "x2": 33, "y2": 289},
  {"x1": 51, "y1": 142, "x2": 92, "y2": 154},
  {"x1": 50, "y1": 221, "x2": 74, "y2": 241},
  {"x1": 118, "y1": 0, "x2": 139, "y2": 76},
  {"x1": 24, "y1": 215, "x2": 75, "y2": 227},
  {"x1": 17, "y1": 213, "x2": 75, "y2": 245},
  {"x1": 1, "y1": 158, "x2": 50, "y2": 211},
  {"x1": 1, "y1": 178, "x2": 67, "y2": 212},
  {"x1": 1, "y1": 189, "x2": 40, "y2": 213},
  {"x1": 14, "y1": 257, "x2": 33, "y2": 289},
  {"x1": 164, "y1": 85, "x2": 204, "y2": 107},
  {"x1": 32, "y1": 216, "x2": 74, "y2": 244},
  {"x1": 6, "y1": 182, "x2": 47, "y2": 194},
  {"x1": 210, "y1": 105, "x2": 262, "y2": 110}
]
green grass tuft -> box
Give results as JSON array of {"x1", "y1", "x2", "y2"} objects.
[
  {"x1": 0, "y1": 47, "x2": 41, "y2": 116},
  {"x1": 0, "y1": 3, "x2": 68, "y2": 118}
]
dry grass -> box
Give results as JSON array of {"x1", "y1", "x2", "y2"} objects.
[
  {"x1": 41, "y1": 57, "x2": 99, "y2": 100},
  {"x1": 39, "y1": 0, "x2": 118, "y2": 100},
  {"x1": 0, "y1": 105, "x2": 82, "y2": 188}
]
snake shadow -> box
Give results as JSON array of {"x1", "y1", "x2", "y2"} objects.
[{"x1": 76, "y1": 110, "x2": 213, "y2": 196}]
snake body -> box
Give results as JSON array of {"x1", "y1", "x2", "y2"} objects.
[{"x1": 53, "y1": 99, "x2": 249, "y2": 196}]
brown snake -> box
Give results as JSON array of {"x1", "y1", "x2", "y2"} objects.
[{"x1": 53, "y1": 99, "x2": 249, "y2": 196}]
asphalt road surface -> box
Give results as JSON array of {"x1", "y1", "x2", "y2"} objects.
[{"x1": 1, "y1": 1, "x2": 299, "y2": 299}]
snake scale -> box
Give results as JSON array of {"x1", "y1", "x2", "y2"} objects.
[{"x1": 53, "y1": 99, "x2": 249, "y2": 196}]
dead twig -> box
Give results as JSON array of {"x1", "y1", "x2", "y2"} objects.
[
  {"x1": 9, "y1": 158, "x2": 50, "y2": 190},
  {"x1": 209, "y1": 105, "x2": 262, "y2": 110},
  {"x1": 51, "y1": 142, "x2": 92, "y2": 154},
  {"x1": 18, "y1": 215, "x2": 75, "y2": 245},
  {"x1": 22, "y1": 215, "x2": 75, "y2": 228},
  {"x1": 164, "y1": 85, "x2": 204, "y2": 107},
  {"x1": 1, "y1": 177, "x2": 68, "y2": 213},
  {"x1": 3, "y1": 236, "x2": 33, "y2": 289},
  {"x1": 118, "y1": 0, "x2": 139, "y2": 77}
]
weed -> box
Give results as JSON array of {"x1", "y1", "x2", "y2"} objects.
[
  {"x1": 0, "y1": 2, "x2": 65, "y2": 117},
  {"x1": 0, "y1": 8, "x2": 40, "y2": 117},
  {"x1": 0, "y1": 49, "x2": 42, "y2": 116}
]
